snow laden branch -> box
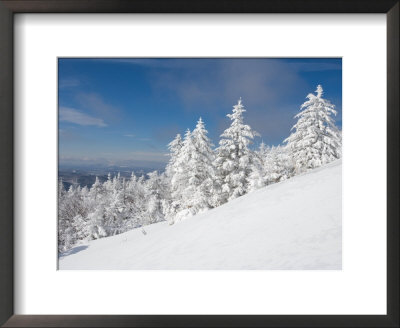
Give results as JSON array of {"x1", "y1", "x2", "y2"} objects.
[{"x1": 284, "y1": 85, "x2": 342, "y2": 172}]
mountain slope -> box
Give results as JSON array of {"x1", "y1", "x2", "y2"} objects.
[{"x1": 59, "y1": 160, "x2": 342, "y2": 270}]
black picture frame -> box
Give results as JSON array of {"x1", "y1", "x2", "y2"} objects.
[{"x1": 0, "y1": 1, "x2": 398, "y2": 327}]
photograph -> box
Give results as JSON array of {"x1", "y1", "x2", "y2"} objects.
[
  {"x1": 1, "y1": 0, "x2": 396, "y2": 325},
  {"x1": 57, "y1": 58, "x2": 342, "y2": 270}
]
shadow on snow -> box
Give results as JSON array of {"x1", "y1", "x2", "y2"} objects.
[{"x1": 59, "y1": 245, "x2": 89, "y2": 258}]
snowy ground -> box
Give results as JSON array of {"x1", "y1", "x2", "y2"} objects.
[{"x1": 59, "y1": 160, "x2": 342, "y2": 270}]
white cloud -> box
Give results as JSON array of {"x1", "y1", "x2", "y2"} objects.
[
  {"x1": 59, "y1": 107, "x2": 106, "y2": 127},
  {"x1": 75, "y1": 92, "x2": 121, "y2": 123},
  {"x1": 151, "y1": 59, "x2": 304, "y2": 112},
  {"x1": 59, "y1": 78, "x2": 80, "y2": 88},
  {"x1": 123, "y1": 135, "x2": 151, "y2": 141}
]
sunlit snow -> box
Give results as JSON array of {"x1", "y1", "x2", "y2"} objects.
[{"x1": 59, "y1": 160, "x2": 341, "y2": 270}]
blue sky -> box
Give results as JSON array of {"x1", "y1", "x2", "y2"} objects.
[{"x1": 59, "y1": 58, "x2": 342, "y2": 168}]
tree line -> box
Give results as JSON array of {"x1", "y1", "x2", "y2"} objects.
[{"x1": 58, "y1": 85, "x2": 342, "y2": 252}]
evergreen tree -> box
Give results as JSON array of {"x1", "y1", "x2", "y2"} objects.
[
  {"x1": 125, "y1": 172, "x2": 149, "y2": 228},
  {"x1": 162, "y1": 133, "x2": 183, "y2": 222},
  {"x1": 144, "y1": 171, "x2": 166, "y2": 224},
  {"x1": 215, "y1": 98, "x2": 260, "y2": 202},
  {"x1": 265, "y1": 145, "x2": 294, "y2": 184},
  {"x1": 90, "y1": 176, "x2": 103, "y2": 201},
  {"x1": 165, "y1": 133, "x2": 183, "y2": 178},
  {"x1": 59, "y1": 185, "x2": 89, "y2": 251},
  {"x1": 186, "y1": 117, "x2": 218, "y2": 212},
  {"x1": 58, "y1": 179, "x2": 69, "y2": 252},
  {"x1": 248, "y1": 142, "x2": 270, "y2": 191},
  {"x1": 103, "y1": 173, "x2": 129, "y2": 235},
  {"x1": 284, "y1": 85, "x2": 341, "y2": 172},
  {"x1": 167, "y1": 129, "x2": 195, "y2": 222},
  {"x1": 173, "y1": 130, "x2": 194, "y2": 188}
]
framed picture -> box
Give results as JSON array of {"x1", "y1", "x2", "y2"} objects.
[{"x1": 0, "y1": 0, "x2": 398, "y2": 327}]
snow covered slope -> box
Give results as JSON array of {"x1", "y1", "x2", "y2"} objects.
[{"x1": 59, "y1": 160, "x2": 342, "y2": 270}]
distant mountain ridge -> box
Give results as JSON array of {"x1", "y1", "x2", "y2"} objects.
[{"x1": 59, "y1": 165, "x2": 165, "y2": 189}]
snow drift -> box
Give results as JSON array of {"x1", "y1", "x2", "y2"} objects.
[{"x1": 59, "y1": 159, "x2": 342, "y2": 270}]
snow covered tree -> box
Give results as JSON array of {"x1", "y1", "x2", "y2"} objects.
[
  {"x1": 144, "y1": 171, "x2": 166, "y2": 224},
  {"x1": 58, "y1": 179, "x2": 69, "y2": 252},
  {"x1": 58, "y1": 184, "x2": 91, "y2": 252},
  {"x1": 103, "y1": 173, "x2": 113, "y2": 194},
  {"x1": 122, "y1": 172, "x2": 153, "y2": 229},
  {"x1": 162, "y1": 133, "x2": 183, "y2": 222},
  {"x1": 264, "y1": 145, "x2": 294, "y2": 184},
  {"x1": 123, "y1": 172, "x2": 142, "y2": 229},
  {"x1": 89, "y1": 176, "x2": 103, "y2": 201},
  {"x1": 164, "y1": 118, "x2": 219, "y2": 223},
  {"x1": 185, "y1": 117, "x2": 217, "y2": 212},
  {"x1": 165, "y1": 129, "x2": 196, "y2": 222},
  {"x1": 284, "y1": 85, "x2": 342, "y2": 172},
  {"x1": 58, "y1": 178, "x2": 66, "y2": 199},
  {"x1": 215, "y1": 98, "x2": 260, "y2": 202},
  {"x1": 248, "y1": 142, "x2": 270, "y2": 191},
  {"x1": 248, "y1": 143, "x2": 296, "y2": 192},
  {"x1": 81, "y1": 176, "x2": 107, "y2": 240},
  {"x1": 165, "y1": 133, "x2": 183, "y2": 179},
  {"x1": 103, "y1": 173, "x2": 130, "y2": 235}
]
